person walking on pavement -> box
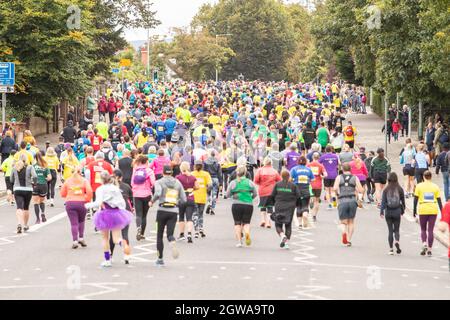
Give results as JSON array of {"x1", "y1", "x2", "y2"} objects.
[
  {"x1": 254, "y1": 157, "x2": 281, "y2": 229},
  {"x1": 333, "y1": 163, "x2": 364, "y2": 246},
  {"x1": 32, "y1": 152, "x2": 51, "y2": 224},
  {"x1": 290, "y1": 156, "x2": 315, "y2": 229},
  {"x1": 192, "y1": 160, "x2": 212, "y2": 238},
  {"x1": 269, "y1": 169, "x2": 301, "y2": 249},
  {"x1": 413, "y1": 143, "x2": 430, "y2": 184},
  {"x1": 226, "y1": 166, "x2": 258, "y2": 247},
  {"x1": 11, "y1": 154, "x2": 37, "y2": 234},
  {"x1": 319, "y1": 146, "x2": 340, "y2": 210},
  {"x1": 131, "y1": 154, "x2": 156, "y2": 241},
  {"x1": 2, "y1": 149, "x2": 16, "y2": 206},
  {"x1": 399, "y1": 138, "x2": 416, "y2": 198},
  {"x1": 413, "y1": 170, "x2": 443, "y2": 257},
  {"x1": 61, "y1": 120, "x2": 78, "y2": 144},
  {"x1": 44, "y1": 147, "x2": 60, "y2": 207},
  {"x1": 0, "y1": 131, "x2": 17, "y2": 164},
  {"x1": 85, "y1": 171, "x2": 133, "y2": 268},
  {"x1": 149, "y1": 165, "x2": 186, "y2": 267},
  {"x1": 380, "y1": 172, "x2": 405, "y2": 255},
  {"x1": 60, "y1": 167, "x2": 93, "y2": 249},
  {"x1": 203, "y1": 149, "x2": 222, "y2": 215},
  {"x1": 307, "y1": 152, "x2": 327, "y2": 222}
]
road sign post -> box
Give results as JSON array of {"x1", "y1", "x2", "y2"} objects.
[{"x1": 0, "y1": 62, "x2": 15, "y2": 131}]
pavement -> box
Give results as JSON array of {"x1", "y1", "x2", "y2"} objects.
[{"x1": 0, "y1": 108, "x2": 449, "y2": 300}]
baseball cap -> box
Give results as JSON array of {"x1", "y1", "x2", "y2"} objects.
[{"x1": 163, "y1": 165, "x2": 173, "y2": 175}]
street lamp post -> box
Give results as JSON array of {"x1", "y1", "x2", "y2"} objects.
[{"x1": 215, "y1": 33, "x2": 233, "y2": 82}]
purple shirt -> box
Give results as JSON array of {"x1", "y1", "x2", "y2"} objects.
[
  {"x1": 285, "y1": 151, "x2": 301, "y2": 171},
  {"x1": 319, "y1": 153, "x2": 339, "y2": 179},
  {"x1": 176, "y1": 174, "x2": 196, "y2": 202}
]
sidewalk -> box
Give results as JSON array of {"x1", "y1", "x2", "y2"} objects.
[{"x1": 348, "y1": 107, "x2": 449, "y2": 248}]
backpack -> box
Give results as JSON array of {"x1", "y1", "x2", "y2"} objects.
[
  {"x1": 345, "y1": 126, "x2": 354, "y2": 137},
  {"x1": 161, "y1": 183, "x2": 180, "y2": 208},
  {"x1": 232, "y1": 178, "x2": 253, "y2": 204},
  {"x1": 386, "y1": 190, "x2": 401, "y2": 209},
  {"x1": 439, "y1": 130, "x2": 449, "y2": 144},
  {"x1": 133, "y1": 167, "x2": 148, "y2": 185}
]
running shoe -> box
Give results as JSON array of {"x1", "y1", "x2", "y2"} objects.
[
  {"x1": 266, "y1": 224, "x2": 271, "y2": 229},
  {"x1": 23, "y1": 225, "x2": 29, "y2": 232},
  {"x1": 187, "y1": 235, "x2": 193, "y2": 243},
  {"x1": 171, "y1": 242, "x2": 179, "y2": 259},
  {"x1": 260, "y1": 222, "x2": 266, "y2": 228},
  {"x1": 427, "y1": 250, "x2": 432, "y2": 257},
  {"x1": 342, "y1": 233, "x2": 348, "y2": 245},
  {"x1": 136, "y1": 228, "x2": 145, "y2": 241},
  {"x1": 284, "y1": 243, "x2": 290, "y2": 249},
  {"x1": 210, "y1": 209, "x2": 216, "y2": 216},
  {"x1": 101, "y1": 260, "x2": 112, "y2": 268},
  {"x1": 200, "y1": 230, "x2": 206, "y2": 238},
  {"x1": 72, "y1": 242, "x2": 79, "y2": 249},
  {"x1": 280, "y1": 236, "x2": 287, "y2": 248},
  {"x1": 420, "y1": 245, "x2": 427, "y2": 256},
  {"x1": 35, "y1": 219, "x2": 41, "y2": 225},
  {"x1": 41, "y1": 214, "x2": 47, "y2": 223},
  {"x1": 17, "y1": 225, "x2": 22, "y2": 234},
  {"x1": 50, "y1": 199, "x2": 55, "y2": 207},
  {"x1": 155, "y1": 259, "x2": 165, "y2": 267},
  {"x1": 178, "y1": 235, "x2": 186, "y2": 241},
  {"x1": 327, "y1": 204, "x2": 333, "y2": 210},
  {"x1": 205, "y1": 205, "x2": 211, "y2": 215},
  {"x1": 346, "y1": 242, "x2": 352, "y2": 247},
  {"x1": 78, "y1": 240, "x2": 87, "y2": 247},
  {"x1": 313, "y1": 216, "x2": 317, "y2": 223},
  {"x1": 395, "y1": 243, "x2": 401, "y2": 254},
  {"x1": 235, "y1": 242, "x2": 243, "y2": 248},
  {"x1": 195, "y1": 232, "x2": 199, "y2": 239},
  {"x1": 245, "y1": 233, "x2": 251, "y2": 246},
  {"x1": 86, "y1": 212, "x2": 91, "y2": 220},
  {"x1": 124, "y1": 255, "x2": 130, "y2": 265},
  {"x1": 388, "y1": 249, "x2": 394, "y2": 255}
]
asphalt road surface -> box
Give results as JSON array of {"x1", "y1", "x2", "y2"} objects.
[{"x1": 0, "y1": 111, "x2": 449, "y2": 300}]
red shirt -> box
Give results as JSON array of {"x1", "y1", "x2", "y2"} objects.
[
  {"x1": 86, "y1": 160, "x2": 113, "y2": 192},
  {"x1": 441, "y1": 201, "x2": 450, "y2": 258},
  {"x1": 89, "y1": 134, "x2": 103, "y2": 152},
  {"x1": 307, "y1": 161, "x2": 326, "y2": 190},
  {"x1": 254, "y1": 166, "x2": 281, "y2": 197}
]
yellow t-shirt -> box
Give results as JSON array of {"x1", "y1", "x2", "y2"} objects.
[
  {"x1": 208, "y1": 115, "x2": 221, "y2": 126},
  {"x1": 62, "y1": 156, "x2": 79, "y2": 180},
  {"x1": 343, "y1": 126, "x2": 357, "y2": 142},
  {"x1": 44, "y1": 155, "x2": 60, "y2": 171},
  {"x1": 414, "y1": 181, "x2": 441, "y2": 215},
  {"x1": 192, "y1": 170, "x2": 212, "y2": 204},
  {"x1": 180, "y1": 109, "x2": 191, "y2": 123},
  {"x1": 14, "y1": 150, "x2": 33, "y2": 165},
  {"x1": 136, "y1": 132, "x2": 148, "y2": 149},
  {"x1": 321, "y1": 108, "x2": 331, "y2": 117}
]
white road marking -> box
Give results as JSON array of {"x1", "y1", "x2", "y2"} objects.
[
  {"x1": 276, "y1": 277, "x2": 284, "y2": 281},
  {"x1": 220, "y1": 266, "x2": 226, "y2": 270},
  {"x1": 242, "y1": 276, "x2": 251, "y2": 280},
  {"x1": 3, "y1": 269, "x2": 9, "y2": 272},
  {"x1": 28, "y1": 211, "x2": 67, "y2": 233},
  {"x1": 211, "y1": 275, "x2": 219, "y2": 279},
  {"x1": 178, "y1": 275, "x2": 185, "y2": 279},
  {"x1": 401, "y1": 274, "x2": 408, "y2": 277},
  {"x1": 409, "y1": 284, "x2": 418, "y2": 287},
  {"x1": 75, "y1": 282, "x2": 128, "y2": 300},
  {"x1": 294, "y1": 285, "x2": 331, "y2": 300},
  {"x1": 13, "y1": 278, "x2": 20, "y2": 281},
  {"x1": 47, "y1": 277, "x2": 55, "y2": 280},
  {"x1": 146, "y1": 275, "x2": 154, "y2": 278},
  {"x1": 433, "y1": 276, "x2": 439, "y2": 280},
  {"x1": 112, "y1": 274, "x2": 120, "y2": 278},
  {"x1": 34, "y1": 268, "x2": 41, "y2": 271}
]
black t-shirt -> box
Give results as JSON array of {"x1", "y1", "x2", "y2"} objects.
[{"x1": 118, "y1": 157, "x2": 133, "y2": 185}]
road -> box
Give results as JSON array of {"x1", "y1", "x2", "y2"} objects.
[{"x1": 0, "y1": 109, "x2": 449, "y2": 300}]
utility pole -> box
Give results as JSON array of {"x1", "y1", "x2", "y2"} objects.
[
  {"x1": 408, "y1": 104, "x2": 412, "y2": 138},
  {"x1": 2, "y1": 93, "x2": 5, "y2": 132},
  {"x1": 418, "y1": 100, "x2": 423, "y2": 141}
]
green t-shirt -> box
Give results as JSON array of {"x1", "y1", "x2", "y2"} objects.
[
  {"x1": 317, "y1": 127, "x2": 329, "y2": 148},
  {"x1": 34, "y1": 165, "x2": 49, "y2": 185}
]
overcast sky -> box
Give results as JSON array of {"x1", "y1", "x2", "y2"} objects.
[{"x1": 124, "y1": 0, "x2": 217, "y2": 41}]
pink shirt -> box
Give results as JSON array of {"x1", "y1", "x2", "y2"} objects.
[
  {"x1": 131, "y1": 165, "x2": 156, "y2": 198},
  {"x1": 149, "y1": 156, "x2": 171, "y2": 175},
  {"x1": 349, "y1": 160, "x2": 368, "y2": 182},
  {"x1": 254, "y1": 165, "x2": 282, "y2": 197}
]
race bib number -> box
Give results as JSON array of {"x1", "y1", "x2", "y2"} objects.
[
  {"x1": 95, "y1": 172, "x2": 102, "y2": 184},
  {"x1": 298, "y1": 175, "x2": 308, "y2": 184},
  {"x1": 165, "y1": 189, "x2": 179, "y2": 205},
  {"x1": 310, "y1": 166, "x2": 320, "y2": 176},
  {"x1": 71, "y1": 186, "x2": 83, "y2": 195},
  {"x1": 197, "y1": 178, "x2": 205, "y2": 189},
  {"x1": 423, "y1": 192, "x2": 435, "y2": 203}
]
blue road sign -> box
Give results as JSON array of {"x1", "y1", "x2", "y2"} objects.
[
  {"x1": 0, "y1": 62, "x2": 15, "y2": 86},
  {"x1": 112, "y1": 68, "x2": 120, "y2": 74}
]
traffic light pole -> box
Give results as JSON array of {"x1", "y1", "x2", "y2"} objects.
[{"x1": 2, "y1": 93, "x2": 5, "y2": 132}]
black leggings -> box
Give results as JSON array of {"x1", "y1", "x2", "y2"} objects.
[
  {"x1": 47, "y1": 169, "x2": 57, "y2": 200},
  {"x1": 134, "y1": 196, "x2": 151, "y2": 234},
  {"x1": 275, "y1": 221, "x2": 293, "y2": 240},
  {"x1": 156, "y1": 210, "x2": 177, "y2": 259},
  {"x1": 296, "y1": 197, "x2": 310, "y2": 217},
  {"x1": 385, "y1": 215, "x2": 401, "y2": 248},
  {"x1": 109, "y1": 225, "x2": 130, "y2": 256},
  {"x1": 366, "y1": 178, "x2": 375, "y2": 197}
]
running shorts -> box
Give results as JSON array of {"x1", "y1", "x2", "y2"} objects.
[
  {"x1": 32, "y1": 184, "x2": 48, "y2": 197},
  {"x1": 402, "y1": 166, "x2": 415, "y2": 177},
  {"x1": 14, "y1": 190, "x2": 32, "y2": 210},
  {"x1": 232, "y1": 203, "x2": 253, "y2": 225},
  {"x1": 312, "y1": 189, "x2": 322, "y2": 198},
  {"x1": 296, "y1": 197, "x2": 310, "y2": 217},
  {"x1": 258, "y1": 196, "x2": 273, "y2": 213},
  {"x1": 324, "y1": 178, "x2": 335, "y2": 188},
  {"x1": 338, "y1": 200, "x2": 357, "y2": 220},
  {"x1": 373, "y1": 172, "x2": 387, "y2": 184},
  {"x1": 178, "y1": 201, "x2": 195, "y2": 222}
]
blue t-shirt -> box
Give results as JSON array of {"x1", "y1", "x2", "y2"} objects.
[{"x1": 290, "y1": 165, "x2": 315, "y2": 190}]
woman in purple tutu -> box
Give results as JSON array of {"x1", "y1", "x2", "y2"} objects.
[{"x1": 85, "y1": 171, "x2": 133, "y2": 267}]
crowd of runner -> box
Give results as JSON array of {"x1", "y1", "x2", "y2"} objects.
[{"x1": 0, "y1": 79, "x2": 449, "y2": 270}]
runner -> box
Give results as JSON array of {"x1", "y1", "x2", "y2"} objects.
[
  {"x1": 270, "y1": 169, "x2": 301, "y2": 249},
  {"x1": 11, "y1": 154, "x2": 37, "y2": 234},
  {"x1": 32, "y1": 152, "x2": 51, "y2": 224},
  {"x1": 254, "y1": 157, "x2": 281, "y2": 228},
  {"x1": 370, "y1": 148, "x2": 391, "y2": 208},
  {"x1": 290, "y1": 156, "x2": 315, "y2": 229},
  {"x1": 343, "y1": 121, "x2": 357, "y2": 150},
  {"x1": 226, "y1": 166, "x2": 258, "y2": 247},
  {"x1": 2, "y1": 149, "x2": 16, "y2": 206},
  {"x1": 60, "y1": 167, "x2": 93, "y2": 249},
  {"x1": 131, "y1": 154, "x2": 156, "y2": 241},
  {"x1": 333, "y1": 163, "x2": 364, "y2": 246},
  {"x1": 85, "y1": 171, "x2": 132, "y2": 267},
  {"x1": 413, "y1": 170, "x2": 443, "y2": 257},
  {"x1": 176, "y1": 161, "x2": 199, "y2": 243},
  {"x1": 319, "y1": 146, "x2": 340, "y2": 209},
  {"x1": 149, "y1": 165, "x2": 186, "y2": 267},
  {"x1": 192, "y1": 160, "x2": 212, "y2": 238},
  {"x1": 399, "y1": 138, "x2": 416, "y2": 198},
  {"x1": 380, "y1": 172, "x2": 405, "y2": 255},
  {"x1": 307, "y1": 152, "x2": 327, "y2": 221}
]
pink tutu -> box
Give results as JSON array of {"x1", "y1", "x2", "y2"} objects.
[{"x1": 93, "y1": 207, "x2": 133, "y2": 231}]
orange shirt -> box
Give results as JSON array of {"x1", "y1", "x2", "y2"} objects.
[{"x1": 60, "y1": 176, "x2": 93, "y2": 202}]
